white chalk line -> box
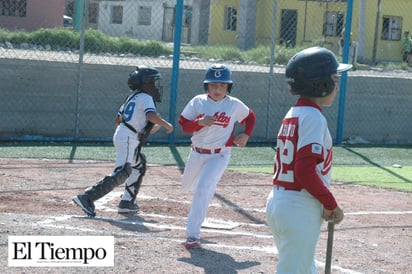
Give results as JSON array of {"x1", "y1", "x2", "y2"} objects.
[
  {"x1": 98, "y1": 191, "x2": 412, "y2": 216},
  {"x1": 5, "y1": 190, "x2": 411, "y2": 274},
  {"x1": 1, "y1": 211, "x2": 363, "y2": 274},
  {"x1": 100, "y1": 192, "x2": 267, "y2": 213},
  {"x1": 345, "y1": 211, "x2": 412, "y2": 215}
]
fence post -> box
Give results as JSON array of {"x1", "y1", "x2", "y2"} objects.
[
  {"x1": 372, "y1": 0, "x2": 382, "y2": 65},
  {"x1": 73, "y1": 0, "x2": 83, "y2": 31},
  {"x1": 168, "y1": 0, "x2": 184, "y2": 144},
  {"x1": 74, "y1": 0, "x2": 87, "y2": 140},
  {"x1": 266, "y1": 0, "x2": 278, "y2": 141},
  {"x1": 336, "y1": 0, "x2": 354, "y2": 145}
]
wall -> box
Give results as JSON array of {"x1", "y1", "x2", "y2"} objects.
[{"x1": 0, "y1": 58, "x2": 411, "y2": 144}]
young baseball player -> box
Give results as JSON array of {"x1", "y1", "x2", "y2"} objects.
[
  {"x1": 179, "y1": 64, "x2": 256, "y2": 249},
  {"x1": 265, "y1": 47, "x2": 350, "y2": 273},
  {"x1": 73, "y1": 66, "x2": 173, "y2": 217}
]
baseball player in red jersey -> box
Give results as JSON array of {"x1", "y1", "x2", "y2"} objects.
[
  {"x1": 73, "y1": 66, "x2": 173, "y2": 217},
  {"x1": 266, "y1": 47, "x2": 351, "y2": 273},
  {"x1": 179, "y1": 64, "x2": 256, "y2": 248}
]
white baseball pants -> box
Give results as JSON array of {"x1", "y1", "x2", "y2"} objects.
[{"x1": 182, "y1": 148, "x2": 231, "y2": 238}]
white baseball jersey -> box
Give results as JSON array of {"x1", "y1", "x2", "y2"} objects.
[
  {"x1": 113, "y1": 92, "x2": 156, "y2": 169},
  {"x1": 116, "y1": 92, "x2": 156, "y2": 137},
  {"x1": 180, "y1": 94, "x2": 250, "y2": 148}
]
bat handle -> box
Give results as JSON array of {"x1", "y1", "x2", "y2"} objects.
[{"x1": 325, "y1": 221, "x2": 335, "y2": 274}]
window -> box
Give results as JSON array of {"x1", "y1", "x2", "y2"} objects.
[
  {"x1": 138, "y1": 6, "x2": 151, "y2": 26},
  {"x1": 299, "y1": 0, "x2": 347, "y2": 2},
  {"x1": 89, "y1": 2, "x2": 98, "y2": 24},
  {"x1": 381, "y1": 16, "x2": 402, "y2": 41},
  {"x1": 224, "y1": 6, "x2": 237, "y2": 31},
  {"x1": 111, "y1": 5, "x2": 123, "y2": 24},
  {"x1": 0, "y1": 0, "x2": 26, "y2": 17},
  {"x1": 183, "y1": 6, "x2": 192, "y2": 26},
  {"x1": 323, "y1": 11, "x2": 344, "y2": 37}
]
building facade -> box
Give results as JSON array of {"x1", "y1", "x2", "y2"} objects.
[
  {"x1": 1, "y1": 0, "x2": 411, "y2": 63},
  {"x1": 0, "y1": 0, "x2": 65, "y2": 31}
]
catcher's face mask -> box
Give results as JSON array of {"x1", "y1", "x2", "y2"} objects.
[{"x1": 142, "y1": 76, "x2": 163, "y2": 102}]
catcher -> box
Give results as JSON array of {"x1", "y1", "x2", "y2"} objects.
[{"x1": 73, "y1": 66, "x2": 173, "y2": 217}]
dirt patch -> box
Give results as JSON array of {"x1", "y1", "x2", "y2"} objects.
[{"x1": 1, "y1": 158, "x2": 411, "y2": 273}]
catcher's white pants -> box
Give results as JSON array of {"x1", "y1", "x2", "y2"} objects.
[
  {"x1": 112, "y1": 130, "x2": 141, "y2": 201},
  {"x1": 266, "y1": 186, "x2": 323, "y2": 274},
  {"x1": 182, "y1": 148, "x2": 231, "y2": 239},
  {"x1": 113, "y1": 128, "x2": 139, "y2": 170}
]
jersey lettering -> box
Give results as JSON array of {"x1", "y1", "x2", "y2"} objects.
[
  {"x1": 213, "y1": 112, "x2": 230, "y2": 128},
  {"x1": 273, "y1": 117, "x2": 299, "y2": 183},
  {"x1": 123, "y1": 102, "x2": 136, "y2": 122},
  {"x1": 279, "y1": 123, "x2": 296, "y2": 137},
  {"x1": 275, "y1": 139, "x2": 295, "y2": 182}
]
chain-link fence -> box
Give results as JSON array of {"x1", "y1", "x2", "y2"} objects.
[{"x1": 0, "y1": 0, "x2": 411, "y2": 145}]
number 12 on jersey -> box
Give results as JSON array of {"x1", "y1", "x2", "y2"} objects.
[{"x1": 273, "y1": 118, "x2": 298, "y2": 183}]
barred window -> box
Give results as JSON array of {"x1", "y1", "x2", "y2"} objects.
[
  {"x1": 111, "y1": 5, "x2": 123, "y2": 24},
  {"x1": 224, "y1": 6, "x2": 237, "y2": 31},
  {"x1": 183, "y1": 6, "x2": 192, "y2": 26},
  {"x1": 381, "y1": 16, "x2": 402, "y2": 41},
  {"x1": 138, "y1": 6, "x2": 151, "y2": 26},
  {"x1": 0, "y1": 0, "x2": 27, "y2": 17},
  {"x1": 89, "y1": 2, "x2": 98, "y2": 24},
  {"x1": 298, "y1": 0, "x2": 347, "y2": 2},
  {"x1": 323, "y1": 11, "x2": 344, "y2": 37}
]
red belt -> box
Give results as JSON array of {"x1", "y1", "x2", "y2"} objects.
[
  {"x1": 275, "y1": 185, "x2": 301, "y2": 192},
  {"x1": 192, "y1": 146, "x2": 222, "y2": 154}
]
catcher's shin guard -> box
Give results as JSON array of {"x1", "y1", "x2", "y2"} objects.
[
  {"x1": 84, "y1": 163, "x2": 132, "y2": 201},
  {"x1": 122, "y1": 153, "x2": 147, "y2": 203}
]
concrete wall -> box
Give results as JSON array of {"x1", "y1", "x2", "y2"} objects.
[{"x1": 0, "y1": 59, "x2": 411, "y2": 144}]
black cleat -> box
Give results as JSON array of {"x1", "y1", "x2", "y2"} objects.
[
  {"x1": 73, "y1": 194, "x2": 96, "y2": 217},
  {"x1": 118, "y1": 200, "x2": 139, "y2": 214}
]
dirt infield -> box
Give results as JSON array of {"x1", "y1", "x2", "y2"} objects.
[{"x1": 1, "y1": 158, "x2": 411, "y2": 273}]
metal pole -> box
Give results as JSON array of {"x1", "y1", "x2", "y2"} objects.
[
  {"x1": 336, "y1": 0, "x2": 353, "y2": 145},
  {"x1": 266, "y1": 0, "x2": 278, "y2": 141},
  {"x1": 168, "y1": 0, "x2": 184, "y2": 144},
  {"x1": 303, "y1": 0, "x2": 308, "y2": 41},
  {"x1": 74, "y1": 0, "x2": 83, "y2": 31},
  {"x1": 74, "y1": 0, "x2": 87, "y2": 140},
  {"x1": 372, "y1": 0, "x2": 382, "y2": 64}
]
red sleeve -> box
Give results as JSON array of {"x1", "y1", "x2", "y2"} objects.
[
  {"x1": 295, "y1": 153, "x2": 337, "y2": 210},
  {"x1": 178, "y1": 115, "x2": 203, "y2": 133},
  {"x1": 239, "y1": 109, "x2": 256, "y2": 136},
  {"x1": 224, "y1": 109, "x2": 256, "y2": 147}
]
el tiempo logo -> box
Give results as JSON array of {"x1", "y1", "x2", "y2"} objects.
[{"x1": 8, "y1": 236, "x2": 114, "y2": 267}]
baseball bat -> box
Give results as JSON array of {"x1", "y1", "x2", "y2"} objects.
[{"x1": 325, "y1": 221, "x2": 335, "y2": 274}]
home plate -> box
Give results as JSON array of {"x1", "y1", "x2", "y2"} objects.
[{"x1": 201, "y1": 218, "x2": 240, "y2": 230}]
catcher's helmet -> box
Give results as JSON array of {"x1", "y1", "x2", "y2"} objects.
[
  {"x1": 285, "y1": 47, "x2": 352, "y2": 97},
  {"x1": 128, "y1": 66, "x2": 163, "y2": 102},
  {"x1": 203, "y1": 64, "x2": 233, "y2": 92}
]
